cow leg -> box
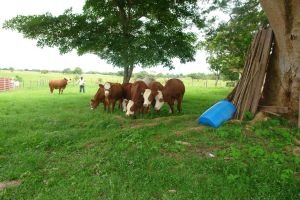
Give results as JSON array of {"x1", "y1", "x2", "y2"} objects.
[
  {"x1": 111, "y1": 99, "x2": 116, "y2": 112},
  {"x1": 59, "y1": 89, "x2": 61, "y2": 94},
  {"x1": 177, "y1": 96, "x2": 183, "y2": 113},
  {"x1": 103, "y1": 102, "x2": 107, "y2": 111},
  {"x1": 118, "y1": 99, "x2": 122, "y2": 110},
  {"x1": 168, "y1": 99, "x2": 175, "y2": 114},
  {"x1": 50, "y1": 88, "x2": 54, "y2": 94},
  {"x1": 104, "y1": 98, "x2": 110, "y2": 112}
]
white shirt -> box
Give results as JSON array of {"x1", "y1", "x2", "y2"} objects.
[{"x1": 78, "y1": 79, "x2": 85, "y2": 86}]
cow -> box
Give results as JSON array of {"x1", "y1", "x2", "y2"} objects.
[
  {"x1": 90, "y1": 84, "x2": 106, "y2": 110},
  {"x1": 143, "y1": 81, "x2": 164, "y2": 110},
  {"x1": 49, "y1": 78, "x2": 71, "y2": 94},
  {"x1": 154, "y1": 79, "x2": 185, "y2": 113},
  {"x1": 126, "y1": 81, "x2": 148, "y2": 116},
  {"x1": 103, "y1": 82, "x2": 123, "y2": 112},
  {"x1": 121, "y1": 83, "x2": 132, "y2": 112}
]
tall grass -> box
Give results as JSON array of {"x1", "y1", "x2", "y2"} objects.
[{"x1": 0, "y1": 71, "x2": 299, "y2": 199}]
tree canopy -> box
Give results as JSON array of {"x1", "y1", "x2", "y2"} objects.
[
  {"x1": 201, "y1": 0, "x2": 268, "y2": 80},
  {"x1": 4, "y1": 0, "x2": 204, "y2": 83}
]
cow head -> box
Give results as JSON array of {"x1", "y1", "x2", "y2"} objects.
[
  {"x1": 90, "y1": 99, "x2": 98, "y2": 110},
  {"x1": 126, "y1": 100, "x2": 135, "y2": 116},
  {"x1": 64, "y1": 77, "x2": 71, "y2": 83},
  {"x1": 154, "y1": 90, "x2": 164, "y2": 111},
  {"x1": 143, "y1": 89, "x2": 153, "y2": 107},
  {"x1": 104, "y1": 82, "x2": 111, "y2": 97},
  {"x1": 90, "y1": 84, "x2": 104, "y2": 110}
]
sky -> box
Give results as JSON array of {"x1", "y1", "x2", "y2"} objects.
[{"x1": 0, "y1": 0, "x2": 212, "y2": 75}]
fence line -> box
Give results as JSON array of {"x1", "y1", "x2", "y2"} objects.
[{"x1": 2, "y1": 78, "x2": 235, "y2": 90}]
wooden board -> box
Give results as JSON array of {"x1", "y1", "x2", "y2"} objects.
[{"x1": 229, "y1": 28, "x2": 274, "y2": 120}]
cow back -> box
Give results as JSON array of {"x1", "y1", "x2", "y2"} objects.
[
  {"x1": 122, "y1": 83, "x2": 132, "y2": 100},
  {"x1": 110, "y1": 83, "x2": 123, "y2": 100},
  {"x1": 163, "y1": 79, "x2": 185, "y2": 98}
]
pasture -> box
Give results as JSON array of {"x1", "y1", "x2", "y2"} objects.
[{"x1": 0, "y1": 71, "x2": 299, "y2": 199}]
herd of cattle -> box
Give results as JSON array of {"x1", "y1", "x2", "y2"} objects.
[{"x1": 48, "y1": 78, "x2": 185, "y2": 116}]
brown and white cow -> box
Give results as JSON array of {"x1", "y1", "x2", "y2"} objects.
[
  {"x1": 49, "y1": 78, "x2": 71, "y2": 94},
  {"x1": 90, "y1": 84, "x2": 106, "y2": 110},
  {"x1": 154, "y1": 79, "x2": 185, "y2": 113},
  {"x1": 103, "y1": 82, "x2": 123, "y2": 112},
  {"x1": 126, "y1": 81, "x2": 148, "y2": 116},
  {"x1": 121, "y1": 83, "x2": 132, "y2": 112},
  {"x1": 143, "y1": 81, "x2": 164, "y2": 109}
]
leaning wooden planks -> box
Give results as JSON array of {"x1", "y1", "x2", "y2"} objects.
[{"x1": 230, "y1": 28, "x2": 274, "y2": 120}]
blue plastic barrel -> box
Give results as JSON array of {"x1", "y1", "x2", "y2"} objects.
[{"x1": 198, "y1": 100, "x2": 236, "y2": 128}]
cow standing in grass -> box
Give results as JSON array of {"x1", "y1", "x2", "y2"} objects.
[
  {"x1": 103, "y1": 82, "x2": 123, "y2": 112},
  {"x1": 154, "y1": 79, "x2": 185, "y2": 113},
  {"x1": 126, "y1": 81, "x2": 148, "y2": 116},
  {"x1": 49, "y1": 78, "x2": 71, "y2": 94},
  {"x1": 90, "y1": 84, "x2": 106, "y2": 110}
]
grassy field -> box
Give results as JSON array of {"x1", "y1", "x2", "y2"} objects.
[{"x1": 0, "y1": 71, "x2": 299, "y2": 199}]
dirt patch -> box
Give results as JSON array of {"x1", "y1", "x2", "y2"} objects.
[
  {"x1": 113, "y1": 115, "x2": 126, "y2": 124},
  {"x1": 294, "y1": 138, "x2": 300, "y2": 146},
  {"x1": 292, "y1": 146, "x2": 300, "y2": 156},
  {"x1": 250, "y1": 112, "x2": 269, "y2": 125},
  {"x1": 83, "y1": 142, "x2": 96, "y2": 149},
  {"x1": 175, "y1": 125, "x2": 206, "y2": 136},
  {"x1": 175, "y1": 141, "x2": 192, "y2": 147},
  {"x1": 130, "y1": 122, "x2": 160, "y2": 129},
  {"x1": 0, "y1": 180, "x2": 21, "y2": 191}
]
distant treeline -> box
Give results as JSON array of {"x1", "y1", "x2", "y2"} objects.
[{"x1": 1, "y1": 67, "x2": 237, "y2": 81}]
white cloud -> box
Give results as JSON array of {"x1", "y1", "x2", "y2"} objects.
[{"x1": 0, "y1": 0, "x2": 211, "y2": 74}]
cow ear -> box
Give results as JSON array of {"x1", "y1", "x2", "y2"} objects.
[{"x1": 99, "y1": 84, "x2": 103, "y2": 87}]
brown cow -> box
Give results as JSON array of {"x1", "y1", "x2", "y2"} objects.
[
  {"x1": 90, "y1": 84, "x2": 106, "y2": 110},
  {"x1": 121, "y1": 83, "x2": 132, "y2": 112},
  {"x1": 126, "y1": 81, "x2": 148, "y2": 116},
  {"x1": 142, "y1": 81, "x2": 164, "y2": 109},
  {"x1": 154, "y1": 79, "x2": 185, "y2": 113},
  {"x1": 49, "y1": 78, "x2": 71, "y2": 94},
  {"x1": 103, "y1": 82, "x2": 123, "y2": 112}
]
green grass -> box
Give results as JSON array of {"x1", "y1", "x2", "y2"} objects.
[{"x1": 0, "y1": 73, "x2": 299, "y2": 199}]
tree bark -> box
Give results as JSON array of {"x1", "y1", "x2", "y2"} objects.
[
  {"x1": 260, "y1": 0, "x2": 300, "y2": 119},
  {"x1": 123, "y1": 66, "x2": 134, "y2": 83},
  {"x1": 215, "y1": 72, "x2": 220, "y2": 87}
]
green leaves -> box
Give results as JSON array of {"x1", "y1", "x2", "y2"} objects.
[
  {"x1": 202, "y1": 0, "x2": 268, "y2": 80},
  {"x1": 3, "y1": 0, "x2": 204, "y2": 80}
]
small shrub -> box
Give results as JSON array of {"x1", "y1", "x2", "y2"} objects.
[
  {"x1": 15, "y1": 75, "x2": 23, "y2": 82},
  {"x1": 41, "y1": 70, "x2": 48, "y2": 74},
  {"x1": 244, "y1": 111, "x2": 254, "y2": 121}
]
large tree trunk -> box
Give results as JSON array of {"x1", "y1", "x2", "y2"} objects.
[
  {"x1": 123, "y1": 66, "x2": 134, "y2": 83},
  {"x1": 260, "y1": 0, "x2": 300, "y2": 119}
]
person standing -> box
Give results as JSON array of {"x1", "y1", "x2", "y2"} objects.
[{"x1": 78, "y1": 76, "x2": 85, "y2": 93}]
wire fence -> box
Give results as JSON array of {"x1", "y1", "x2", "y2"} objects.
[{"x1": 5, "y1": 78, "x2": 236, "y2": 90}]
